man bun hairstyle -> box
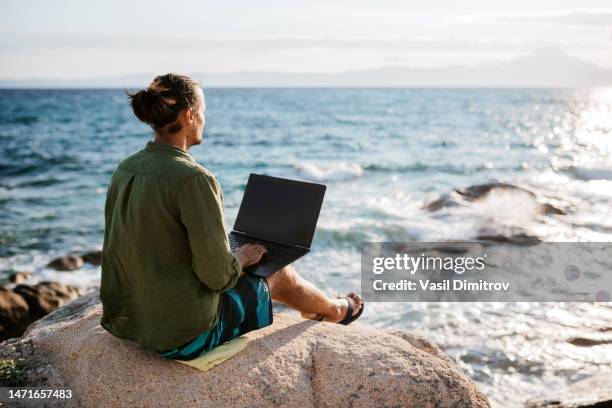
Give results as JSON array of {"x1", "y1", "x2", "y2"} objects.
[{"x1": 127, "y1": 73, "x2": 200, "y2": 134}]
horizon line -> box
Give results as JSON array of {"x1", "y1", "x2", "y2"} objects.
[{"x1": 1, "y1": 85, "x2": 609, "y2": 90}]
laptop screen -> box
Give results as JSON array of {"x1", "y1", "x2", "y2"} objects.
[{"x1": 233, "y1": 174, "x2": 326, "y2": 248}]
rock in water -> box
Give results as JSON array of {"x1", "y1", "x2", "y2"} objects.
[
  {"x1": 424, "y1": 183, "x2": 529, "y2": 211},
  {"x1": 8, "y1": 271, "x2": 32, "y2": 284},
  {"x1": 13, "y1": 282, "x2": 83, "y2": 318},
  {"x1": 457, "y1": 183, "x2": 535, "y2": 201},
  {"x1": 475, "y1": 232, "x2": 541, "y2": 246},
  {"x1": 567, "y1": 337, "x2": 612, "y2": 347},
  {"x1": 47, "y1": 255, "x2": 84, "y2": 271},
  {"x1": 525, "y1": 372, "x2": 612, "y2": 407},
  {"x1": 0, "y1": 290, "x2": 490, "y2": 408},
  {"x1": 81, "y1": 250, "x2": 102, "y2": 266},
  {"x1": 540, "y1": 203, "x2": 565, "y2": 216},
  {"x1": 424, "y1": 182, "x2": 566, "y2": 216}
]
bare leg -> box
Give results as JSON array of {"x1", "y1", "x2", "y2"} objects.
[{"x1": 265, "y1": 266, "x2": 363, "y2": 323}]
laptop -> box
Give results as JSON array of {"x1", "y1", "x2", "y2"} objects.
[{"x1": 228, "y1": 173, "x2": 326, "y2": 277}]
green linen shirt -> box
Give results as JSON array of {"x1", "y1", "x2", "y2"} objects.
[{"x1": 100, "y1": 141, "x2": 241, "y2": 352}]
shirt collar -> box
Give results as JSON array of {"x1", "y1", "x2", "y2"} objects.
[{"x1": 145, "y1": 141, "x2": 193, "y2": 161}]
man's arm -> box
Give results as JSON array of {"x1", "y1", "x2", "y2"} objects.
[{"x1": 178, "y1": 173, "x2": 241, "y2": 292}]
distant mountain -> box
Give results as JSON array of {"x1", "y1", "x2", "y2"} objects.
[{"x1": 1, "y1": 48, "x2": 610, "y2": 88}]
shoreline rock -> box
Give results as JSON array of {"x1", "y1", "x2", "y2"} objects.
[
  {"x1": 0, "y1": 249, "x2": 100, "y2": 341},
  {"x1": 0, "y1": 290, "x2": 490, "y2": 408},
  {"x1": 0, "y1": 282, "x2": 84, "y2": 342},
  {"x1": 0, "y1": 288, "x2": 31, "y2": 341}
]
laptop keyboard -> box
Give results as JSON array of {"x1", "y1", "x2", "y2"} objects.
[
  {"x1": 228, "y1": 234, "x2": 301, "y2": 264},
  {"x1": 228, "y1": 235, "x2": 244, "y2": 252}
]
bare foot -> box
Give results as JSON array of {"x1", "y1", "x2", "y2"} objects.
[{"x1": 300, "y1": 310, "x2": 319, "y2": 319}]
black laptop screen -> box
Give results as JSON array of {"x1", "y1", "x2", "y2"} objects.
[{"x1": 233, "y1": 174, "x2": 326, "y2": 248}]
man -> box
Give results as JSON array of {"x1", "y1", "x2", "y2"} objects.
[{"x1": 100, "y1": 73, "x2": 363, "y2": 360}]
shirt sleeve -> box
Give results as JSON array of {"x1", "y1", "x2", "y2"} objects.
[{"x1": 178, "y1": 172, "x2": 241, "y2": 292}]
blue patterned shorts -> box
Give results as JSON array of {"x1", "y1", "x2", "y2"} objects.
[{"x1": 158, "y1": 274, "x2": 273, "y2": 360}]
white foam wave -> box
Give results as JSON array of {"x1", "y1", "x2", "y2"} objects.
[
  {"x1": 36, "y1": 265, "x2": 101, "y2": 289},
  {"x1": 470, "y1": 189, "x2": 541, "y2": 224},
  {"x1": 294, "y1": 162, "x2": 363, "y2": 181},
  {"x1": 428, "y1": 189, "x2": 542, "y2": 241}
]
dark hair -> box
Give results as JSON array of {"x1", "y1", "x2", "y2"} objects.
[{"x1": 127, "y1": 73, "x2": 200, "y2": 134}]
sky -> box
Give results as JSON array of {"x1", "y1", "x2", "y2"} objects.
[{"x1": 1, "y1": 0, "x2": 612, "y2": 80}]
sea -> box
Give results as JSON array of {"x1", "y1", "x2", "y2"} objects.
[{"x1": 1, "y1": 88, "x2": 611, "y2": 406}]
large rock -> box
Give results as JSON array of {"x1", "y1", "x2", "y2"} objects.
[{"x1": 0, "y1": 290, "x2": 489, "y2": 408}]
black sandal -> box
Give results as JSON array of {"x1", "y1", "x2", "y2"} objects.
[
  {"x1": 312, "y1": 293, "x2": 364, "y2": 325},
  {"x1": 337, "y1": 295, "x2": 364, "y2": 325}
]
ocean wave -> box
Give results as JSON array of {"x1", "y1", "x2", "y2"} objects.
[
  {"x1": 0, "y1": 163, "x2": 40, "y2": 177},
  {"x1": 36, "y1": 264, "x2": 101, "y2": 289},
  {"x1": 2, "y1": 177, "x2": 66, "y2": 189},
  {"x1": 315, "y1": 222, "x2": 425, "y2": 248},
  {"x1": 363, "y1": 162, "x2": 429, "y2": 172},
  {"x1": 568, "y1": 166, "x2": 612, "y2": 181},
  {"x1": 0, "y1": 115, "x2": 39, "y2": 125},
  {"x1": 294, "y1": 162, "x2": 363, "y2": 181},
  {"x1": 363, "y1": 162, "x2": 510, "y2": 174},
  {"x1": 0, "y1": 154, "x2": 82, "y2": 177}
]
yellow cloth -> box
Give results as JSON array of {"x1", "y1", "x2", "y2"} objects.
[{"x1": 175, "y1": 336, "x2": 249, "y2": 372}]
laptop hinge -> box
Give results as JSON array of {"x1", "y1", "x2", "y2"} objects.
[{"x1": 232, "y1": 230, "x2": 294, "y2": 248}]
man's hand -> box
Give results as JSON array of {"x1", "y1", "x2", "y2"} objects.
[{"x1": 235, "y1": 244, "x2": 267, "y2": 269}]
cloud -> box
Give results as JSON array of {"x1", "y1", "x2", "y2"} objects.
[
  {"x1": 0, "y1": 33, "x2": 605, "y2": 54},
  {"x1": 382, "y1": 55, "x2": 405, "y2": 63},
  {"x1": 459, "y1": 9, "x2": 612, "y2": 27},
  {"x1": 1, "y1": 33, "x2": 610, "y2": 80}
]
